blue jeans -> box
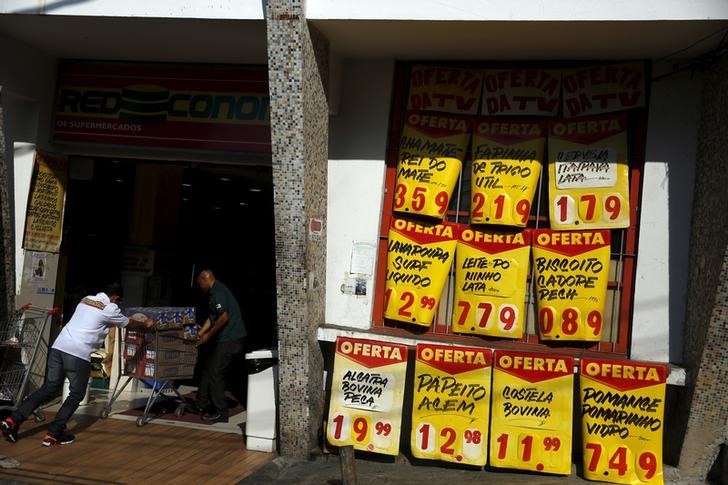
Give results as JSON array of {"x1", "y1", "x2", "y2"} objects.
[{"x1": 12, "y1": 348, "x2": 90, "y2": 435}]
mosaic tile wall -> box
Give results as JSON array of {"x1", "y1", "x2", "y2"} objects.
[
  {"x1": 266, "y1": 0, "x2": 327, "y2": 457},
  {"x1": 676, "y1": 53, "x2": 728, "y2": 481},
  {"x1": 0, "y1": 91, "x2": 13, "y2": 322}
]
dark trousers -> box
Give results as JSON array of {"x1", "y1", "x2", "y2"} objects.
[
  {"x1": 12, "y1": 348, "x2": 90, "y2": 435},
  {"x1": 197, "y1": 338, "x2": 244, "y2": 415}
]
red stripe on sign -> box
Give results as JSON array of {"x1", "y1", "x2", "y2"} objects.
[
  {"x1": 336, "y1": 337, "x2": 407, "y2": 369},
  {"x1": 458, "y1": 228, "x2": 531, "y2": 254},
  {"x1": 580, "y1": 357, "x2": 667, "y2": 392},
  {"x1": 494, "y1": 349, "x2": 573, "y2": 383},
  {"x1": 548, "y1": 113, "x2": 627, "y2": 145},
  {"x1": 416, "y1": 343, "x2": 492, "y2": 375},
  {"x1": 402, "y1": 111, "x2": 472, "y2": 139},
  {"x1": 389, "y1": 218, "x2": 462, "y2": 246},
  {"x1": 532, "y1": 229, "x2": 610, "y2": 257},
  {"x1": 473, "y1": 118, "x2": 546, "y2": 146}
]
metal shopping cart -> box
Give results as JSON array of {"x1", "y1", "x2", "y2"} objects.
[
  {"x1": 100, "y1": 327, "x2": 197, "y2": 426},
  {"x1": 0, "y1": 304, "x2": 58, "y2": 421}
]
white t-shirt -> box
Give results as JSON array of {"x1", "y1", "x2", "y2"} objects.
[{"x1": 52, "y1": 292, "x2": 129, "y2": 361}]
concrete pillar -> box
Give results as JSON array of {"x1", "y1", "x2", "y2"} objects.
[
  {"x1": 0, "y1": 88, "x2": 15, "y2": 321},
  {"x1": 266, "y1": 1, "x2": 328, "y2": 457}
]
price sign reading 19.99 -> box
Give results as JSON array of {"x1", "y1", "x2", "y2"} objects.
[
  {"x1": 580, "y1": 358, "x2": 667, "y2": 485},
  {"x1": 490, "y1": 350, "x2": 574, "y2": 475},
  {"x1": 411, "y1": 343, "x2": 492, "y2": 466},
  {"x1": 326, "y1": 337, "x2": 409, "y2": 456},
  {"x1": 532, "y1": 229, "x2": 611, "y2": 342}
]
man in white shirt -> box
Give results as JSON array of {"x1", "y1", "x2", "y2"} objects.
[{"x1": 1, "y1": 284, "x2": 155, "y2": 446}]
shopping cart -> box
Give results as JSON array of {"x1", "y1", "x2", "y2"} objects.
[
  {"x1": 0, "y1": 304, "x2": 58, "y2": 421},
  {"x1": 100, "y1": 327, "x2": 196, "y2": 426}
]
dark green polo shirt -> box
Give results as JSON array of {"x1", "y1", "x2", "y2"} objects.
[{"x1": 209, "y1": 281, "x2": 246, "y2": 341}]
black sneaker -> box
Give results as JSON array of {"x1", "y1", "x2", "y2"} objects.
[
  {"x1": 200, "y1": 411, "x2": 228, "y2": 423},
  {"x1": 42, "y1": 431, "x2": 75, "y2": 447},
  {"x1": 1, "y1": 417, "x2": 18, "y2": 443}
]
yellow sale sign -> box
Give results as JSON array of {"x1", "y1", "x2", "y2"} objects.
[
  {"x1": 532, "y1": 229, "x2": 611, "y2": 342},
  {"x1": 547, "y1": 113, "x2": 630, "y2": 230},
  {"x1": 562, "y1": 62, "x2": 646, "y2": 117},
  {"x1": 396, "y1": 111, "x2": 469, "y2": 219},
  {"x1": 490, "y1": 350, "x2": 574, "y2": 475},
  {"x1": 580, "y1": 358, "x2": 667, "y2": 484},
  {"x1": 384, "y1": 218, "x2": 460, "y2": 327},
  {"x1": 453, "y1": 229, "x2": 531, "y2": 338},
  {"x1": 481, "y1": 68, "x2": 561, "y2": 116},
  {"x1": 408, "y1": 65, "x2": 482, "y2": 115},
  {"x1": 470, "y1": 119, "x2": 545, "y2": 227},
  {"x1": 326, "y1": 337, "x2": 409, "y2": 456},
  {"x1": 412, "y1": 343, "x2": 492, "y2": 466}
]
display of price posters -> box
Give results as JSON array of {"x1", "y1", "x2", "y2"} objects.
[
  {"x1": 547, "y1": 113, "x2": 630, "y2": 230},
  {"x1": 490, "y1": 350, "x2": 574, "y2": 475},
  {"x1": 470, "y1": 119, "x2": 545, "y2": 227},
  {"x1": 411, "y1": 343, "x2": 492, "y2": 466},
  {"x1": 326, "y1": 337, "x2": 409, "y2": 456},
  {"x1": 408, "y1": 65, "x2": 482, "y2": 115},
  {"x1": 580, "y1": 358, "x2": 667, "y2": 484},
  {"x1": 562, "y1": 62, "x2": 646, "y2": 118},
  {"x1": 481, "y1": 69, "x2": 561, "y2": 116},
  {"x1": 384, "y1": 218, "x2": 460, "y2": 327},
  {"x1": 453, "y1": 228, "x2": 531, "y2": 338},
  {"x1": 395, "y1": 111, "x2": 470, "y2": 220},
  {"x1": 532, "y1": 229, "x2": 611, "y2": 342}
]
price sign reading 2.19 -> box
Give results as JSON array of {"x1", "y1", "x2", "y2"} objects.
[{"x1": 411, "y1": 343, "x2": 492, "y2": 466}]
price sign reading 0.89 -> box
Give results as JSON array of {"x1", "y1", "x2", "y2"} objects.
[
  {"x1": 531, "y1": 229, "x2": 611, "y2": 342},
  {"x1": 411, "y1": 343, "x2": 492, "y2": 466},
  {"x1": 547, "y1": 112, "x2": 630, "y2": 230},
  {"x1": 580, "y1": 358, "x2": 667, "y2": 485}
]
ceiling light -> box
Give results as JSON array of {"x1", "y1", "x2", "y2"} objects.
[
  {"x1": 115, "y1": 178, "x2": 124, "y2": 183},
  {"x1": 239, "y1": 202, "x2": 247, "y2": 206},
  {"x1": 182, "y1": 183, "x2": 192, "y2": 187},
  {"x1": 219, "y1": 177, "x2": 231, "y2": 182},
  {"x1": 249, "y1": 188, "x2": 262, "y2": 192}
]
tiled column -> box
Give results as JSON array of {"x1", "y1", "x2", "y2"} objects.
[
  {"x1": 0, "y1": 88, "x2": 14, "y2": 322},
  {"x1": 266, "y1": 1, "x2": 328, "y2": 457}
]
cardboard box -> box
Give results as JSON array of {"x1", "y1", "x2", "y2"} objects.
[{"x1": 125, "y1": 307, "x2": 196, "y2": 330}]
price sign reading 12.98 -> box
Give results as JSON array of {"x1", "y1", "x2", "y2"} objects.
[
  {"x1": 411, "y1": 343, "x2": 492, "y2": 466},
  {"x1": 326, "y1": 337, "x2": 409, "y2": 456},
  {"x1": 580, "y1": 358, "x2": 667, "y2": 485},
  {"x1": 490, "y1": 350, "x2": 574, "y2": 475}
]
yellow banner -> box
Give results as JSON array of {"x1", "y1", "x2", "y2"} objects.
[
  {"x1": 482, "y1": 69, "x2": 561, "y2": 116},
  {"x1": 532, "y1": 229, "x2": 611, "y2": 342},
  {"x1": 326, "y1": 337, "x2": 409, "y2": 456},
  {"x1": 547, "y1": 113, "x2": 630, "y2": 230},
  {"x1": 562, "y1": 62, "x2": 646, "y2": 117},
  {"x1": 408, "y1": 65, "x2": 483, "y2": 115},
  {"x1": 23, "y1": 152, "x2": 68, "y2": 253},
  {"x1": 384, "y1": 218, "x2": 460, "y2": 327},
  {"x1": 470, "y1": 119, "x2": 544, "y2": 226},
  {"x1": 412, "y1": 343, "x2": 492, "y2": 466},
  {"x1": 490, "y1": 350, "x2": 574, "y2": 475},
  {"x1": 580, "y1": 358, "x2": 667, "y2": 484},
  {"x1": 453, "y1": 229, "x2": 531, "y2": 338}
]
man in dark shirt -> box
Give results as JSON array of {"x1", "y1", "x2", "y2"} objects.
[{"x1": 194, "y1": 270, "x2": 247, "y2": 422}]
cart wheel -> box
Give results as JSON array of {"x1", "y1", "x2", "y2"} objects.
[
  {"x1": 136, "y1": 417, "x2": 146, "y2": 427},
  {"x1": 174, "y1": 404, "x2": 185, "y2": 417},
  {"x1": 34, "y1": 411, "x2": 45, "y2": 422},
  {"x1": 100, "y1": 408, "x2": 110, "y2": 419}
]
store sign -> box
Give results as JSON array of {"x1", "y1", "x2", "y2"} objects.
[
  {"x1": 562, "y1": 62, "x2": 646, "y2": 117},
  {"x1": 411, "y1": 343, "x2": 492, "y2": 466},
  {"x1": 53, "y1": 61, "x2": 270, "y2": 153},
  {"x1": 453, "y1": 229, "x2": 531, "y2": 338},
  {"x1": 547, "y1": 113, "x2": 630, "y2": 230},
  {"x1": 580, "y1": 358, "x2": 667, "y2": 484},
  {"x1": 470, "y1": 119, "x2": 545, "y2": 226},
  {"x1": 490, "y1": 350, "x2": 574, "y2": 475},
  {"x1": 408, "y1": 65, "x2": 483, "y2": 115},
  {"x1": 326, "y1": 337, "x2": 408, "y2": 456},
  {"x1": 481, "y1": 69, "x2": 561, "y2": 116},
  {"x1": 384, "y1": 218, "x2": 460, "y2": 327},
  {"x1": 23, "y1": 152, "x2": 67, "y2": 253},
  {"x1": 532, "y1": 229, "x2": 611, "y2": 342}
]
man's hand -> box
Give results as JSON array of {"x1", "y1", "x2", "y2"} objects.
[
  {"x1": 144, "y1": 318, "x2": 157, "y2": 331},
  {"x1": 196, "y1": 332, "x2": 210, "y2": 347}
]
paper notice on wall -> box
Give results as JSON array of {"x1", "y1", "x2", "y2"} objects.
[
  {"x1": 562, "y1": 62, "x2": 646, "y2": 117},
  {"x1": 481, "y1": 69, "x2": 561, "y2": 116},
  {"x1": 23, "y1": 152, "x2": 67, "y2": 253},
  {"x1": 408, "y1": 65, "x2": 483, "y2": 115}
]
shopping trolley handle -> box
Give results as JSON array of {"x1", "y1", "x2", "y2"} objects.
[{"x1": 20, "y1": 304, "x2": 59, "y2": 316}]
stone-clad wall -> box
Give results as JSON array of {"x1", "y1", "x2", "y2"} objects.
[
  {"x1": 677, "y1": 53, "x2": 728, "y2": 481},
  {"x1": 0, "y1": 90, "x2": 13, "y2": 323},
  {"x1": 266, "y1": 0, "x2": 327, "y2": 457}
]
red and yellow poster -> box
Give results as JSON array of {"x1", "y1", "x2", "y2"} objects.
[
  {"x1": 548, "y1": 113, "x2": 630, "y2": 230},
  {"x1": 408, "y1": 65, "x2": 482, "y2": 115},
  {"x1": 453, "y1": 229, "x2": 531, "y2": 338},
  {"x1": 580, "y1": 358, "x2": 667, "y2": 484},
  {"x1": 481, "y1": 69, "x2": 561, "y2": 116},
  {"x1": 562, "y1": 62, "x2": 646, "y2": 117},
  {"x1": 470, "y1": 119, "x2": 545, "y2": 226},
  {"x1": 396, "y1": 111, "x2": 470, "y2": 219},
  {"x1": 326, "y1": 337, "x2": 409, "y2": 456},
  {"x1": 490, "y1": 350, "x2": 574, "y2": 475},
  {"x1": 23, "y1": 152, "x2": 68, "y2": 253},
  {"x1": 384, "y1": 218, "x2": 460, "y2": 327},
  {"x1": 532, "y1": 229, "x2": 611, "y2": 342},
  {"x1": 412, "y1": 343, "x2": 492, "y2": 466}
]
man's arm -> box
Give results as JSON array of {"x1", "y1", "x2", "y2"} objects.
[
  {"x1": 197, "y1": 312, "x2": 229, "y2": 346},
  {"x1": 126, "y1": 316, "x2": 157, "y2": 331}
]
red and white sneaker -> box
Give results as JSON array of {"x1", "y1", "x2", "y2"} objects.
[
  {"x1": 42, "y1": 431, "x2": 75, "y2": 447},
  {"x1": 1, "y1": 417, "x2": 18, "y2": 443}
]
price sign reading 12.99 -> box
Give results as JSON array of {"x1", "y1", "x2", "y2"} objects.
[
  {"x1": 326, "y1": 337, "x2": 409, "y2": 456},
  {"x1": 411, "y1": 343, "x2": 492, "y2": 466},
  {"x1": 490, "y1": 350, "x2": 574, "y2": 475},
  {"x1": 580, "y1": 358, "x2": 667, "y2": 485}
]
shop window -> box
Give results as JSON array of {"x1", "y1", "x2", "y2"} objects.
[{"x1": 372, "y1": 61, "x2": 647, "y2": 357}]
